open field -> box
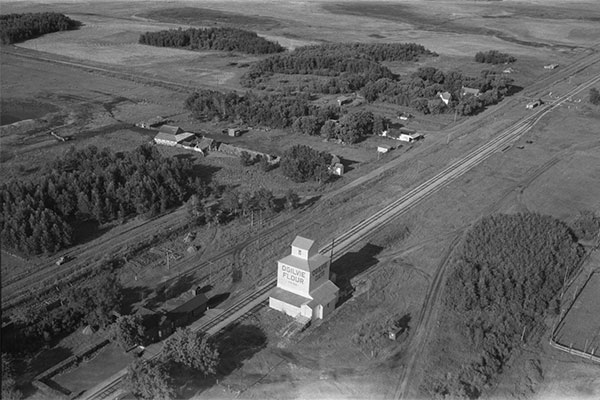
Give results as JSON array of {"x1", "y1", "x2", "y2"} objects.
[
  {"x1": 554, "y1": 272, "x2": 600, "y2": 357},
  {"x1": 2, "y1": 1, "x2": 600, "y2": 399}
]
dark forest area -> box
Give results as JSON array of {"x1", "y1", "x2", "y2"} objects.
[
  {"x1": 0, "y1": 145, "x2": 199, "y2": 255},
  {"x1": 0, "y1": 12, "x2": 80, "y2": 44},
  {"x1": 139, "y1": 27, "x2": 284, "y2": 54},
  {"x1": 424, "y1": 213, "x2": 584, "y2": 398}
]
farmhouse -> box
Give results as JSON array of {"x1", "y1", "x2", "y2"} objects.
[
  {"x1": 153, "y1": 125, "x2": 196, "y2": 146},
  {"x1": 337, "y1": 95, "x2": 354, "y2": 106},
  {"x1": 269, "y1": 236, "x2": 339, "y2": 322},
  {"x1": 438, "y1": 91, "x2": 452, "y2": 105},
  {"x1": 461, "y1": 86, "x2": 481, "y2": 97}
]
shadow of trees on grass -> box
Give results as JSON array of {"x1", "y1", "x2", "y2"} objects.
[
  {"x1": 168, "y1": 324, "x2": 267, "y2": 399},
  {"x1": 331, "y1": 242, "x2": 383, "y2": 305}
]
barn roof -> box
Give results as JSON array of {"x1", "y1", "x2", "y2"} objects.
[
  {"x1": 175, "y1": 132, "x2": 195, "y2": 143},
  {"x1": 154, "y1": 132, "x2": 177, "y2": 142},
  {"x1": 159, "y1": 125, "x2": 184, "y2": 135},
  {"x1": 168, "y1": 293, "x2": 208, "y2": 314}
]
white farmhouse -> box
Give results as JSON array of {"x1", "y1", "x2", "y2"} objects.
[{"x1": 269, "y1": 236, "x2": 339, "y2": 322}]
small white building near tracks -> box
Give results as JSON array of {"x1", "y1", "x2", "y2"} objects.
[{"x1": 269, "y1": 236, "x2": 339, "y2": 322}]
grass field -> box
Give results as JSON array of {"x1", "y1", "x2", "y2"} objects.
[{"x1": 554, "y1": 272, "x2": 600, "y2": 355}]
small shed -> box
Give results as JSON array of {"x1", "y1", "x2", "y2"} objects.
[
  {"x1": 526, "y1": 99, "x2": 543, "y2": 109},
  {"x1": 136, "y1": 116, "x2": 167, "y2": 129},
  {"x1": 331, "y1": 163, "x2": 344, "y2": 176},
  {"x1": 82, "y1": 325, "x2": 96, "y2": 335},
  {"x1": 399, "y1": 133, "x2": 423, "y2": 143},
  {"x1": 228, "y1": 128, "x2": 242, "y2": 137},
  {"x1": 183, "y1": 232, "x2": 196, "y2": 243},
  {"x1": 388, "y1": 326, "x2": 407, "y2": 341},
  {"x1": 377, "y1": 145, "x2": 391, "y2": 154}
]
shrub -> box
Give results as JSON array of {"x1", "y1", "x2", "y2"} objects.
[
  {"x1": 474, "y1": 50, "x2": 516, "y2": 64},
  {"x1": 281, "y1": 145, "x2": 332, "y2": 183}
]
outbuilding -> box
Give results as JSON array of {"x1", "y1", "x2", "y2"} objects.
[
  {"x1": 154, "y1": 125, "x2": 196, "y2": 146},
  {"x1": 526, "y1": 99, "x2": 543, "y2": 109},
  {"x1": 228, "y1": 128, "x2": 243, "y2": 137},
  {"x1": 399, "y1": 133, "x2": 423, "y2": 143},
  {"x1": 165, "y1": 290, "x2": 208, "y2": 328},
  {"x1": 438, "y1": 91, "x2": 452, "y2": 105},
  {"x1": 377, "y1": 145, "x2": 391, "y2": 154}
]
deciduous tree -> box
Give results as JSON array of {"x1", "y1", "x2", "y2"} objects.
[
  {"x1": 161, "y1": 328, "x2": 219, "y2": 376},
  {"x1": 110, "y1": 315, "x2": 144, "y2": 350},
  {"x1": 126, "y1": 358, "x2": 174, "y2": 400}
]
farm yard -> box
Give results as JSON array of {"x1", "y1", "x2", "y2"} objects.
[{"x1": 2, "y1": 1, "x2": 600, "y2": 400}]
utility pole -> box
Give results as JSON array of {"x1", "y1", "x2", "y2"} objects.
[{"x1": 329, "y1": 238, "x2": 335, "y2": 267}]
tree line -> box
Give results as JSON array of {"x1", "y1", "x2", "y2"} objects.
[
  {"x1": 0, "y1": 145, "x2": 198, "y2": 255},
  {"x1": 425, "y1": 213, "x2": 583, "y2": 398},
  {"x1": 0, "y1": 12, "x2": 80, "y2": 44},
  {"x1": 186, "y1": 87, "x2": 390, "y2": 144},
  {"x1": 475, "y1": 50, "x2": 516, "y2": 64},
  {"x1": 185, "y1": 89, "x2": 317, "y2": 128},
  {"x1": 138, "y1": 27, "x2": 284, "y2": 54},
  {"x1": 360, "y1": 67, "x2": 514, "y2": 116},
  {"x1": 4, "y1": 269, "x2": 122, "y2": 354},
  {"x1": 241, "y1": 42, "x2": 434, "y2": 87}
]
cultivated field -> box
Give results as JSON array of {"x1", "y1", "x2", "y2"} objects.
[
  {"x1": 2, "y1": 1, "x2": 600, "y2": 399},
  {"x1": 554, "y1": 272, "x2": 600, "y2": 358}
]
